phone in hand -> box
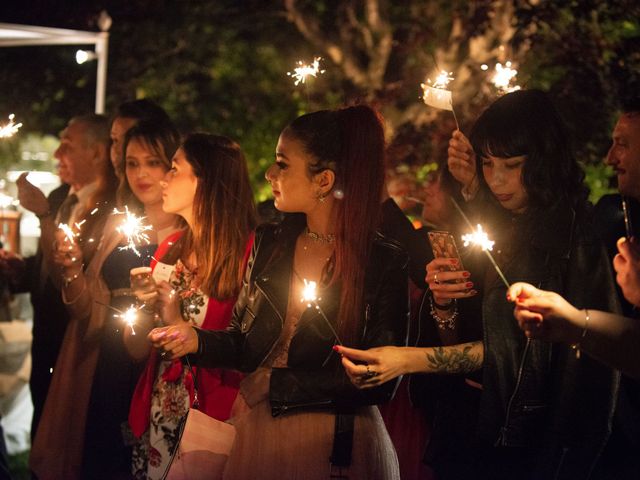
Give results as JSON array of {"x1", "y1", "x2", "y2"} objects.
[{"x1": 427, "y1": 230, "x2": 464, "y2": 282}]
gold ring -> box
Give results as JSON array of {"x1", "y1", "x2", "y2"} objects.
[{"x1": 434, "y1": 273, "x2": 440, "y2": 285}]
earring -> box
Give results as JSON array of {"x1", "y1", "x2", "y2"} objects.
[{"x1": 317, "y1": 191, "x2": 326, "y2": 203}]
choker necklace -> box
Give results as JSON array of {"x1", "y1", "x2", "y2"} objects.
[{"x1": 304, "y1": 227, "x2": 336, "y2": 244}]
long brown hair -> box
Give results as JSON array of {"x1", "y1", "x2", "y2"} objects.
[
  {"x1": 181, "y1": 133, "x2": 257, "y2": 299},
  {"x1": 285, "y1": 105, "x2": 386, "y2": 345}
]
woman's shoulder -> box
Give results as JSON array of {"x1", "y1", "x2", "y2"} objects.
[{"x1": 371, "y1": 232, "x2": 409, "y2": 270}]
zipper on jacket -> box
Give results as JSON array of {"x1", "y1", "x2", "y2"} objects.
[
  {"x1": 496, "y1": 337, "x2": 531, "y2": 446},
  {"x1": 254, "y1": 281, "x2": 285, "y2": 366}
]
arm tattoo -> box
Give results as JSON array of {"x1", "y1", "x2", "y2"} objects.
[{"x1": 425, "y1": 341, "x2": 482, "y2": 374}]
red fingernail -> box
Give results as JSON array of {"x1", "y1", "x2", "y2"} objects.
[
  {"x1": 466, "y1": 282, "x2": 473, "y2": 288},
  {"x1": 463, "y1": 271, "x2": 470, "y2": 277},
  {"x1": 506, "y1": 293, "x2": 512, "y2": 301},
  {"x1": 332, "y1": 345, "x2": 340, "y2": 352}
]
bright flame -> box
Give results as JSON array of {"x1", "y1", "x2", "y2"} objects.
[
  {"x1": 0, "y1": 114, "x2": 23, "y2": 139},
  {"x1": 461, "y1": 224, "x2": 495, "y2": 251},
  {"x1": 287, "y1": 57, "x2": 326, "y2": 86},
  {"x1": 430, "y1": 70, "x2": 454, "y2": 89},
  {"x1": 58, "y1": 223, "x2": 78, "y2": 244},
  {"x1": 491, "y1": 62, "x2": 520, "y2": 93},
  {"x1": 115, "y1": 305, "x2": 139, "y2": 335},
  {"x1": 114, "y1": 206, "x2": 152, "y2": 256},
  {"x1": 301, "y1": 279, "x2": 318, "y2": 306}
]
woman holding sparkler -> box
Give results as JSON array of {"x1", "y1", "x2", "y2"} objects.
[
  {"x1": 126, "y1": 133, "x2": 256, "y2": 479},
  {"x1": 31, "y1": 120, "x2": 181, "y2": 480},
  {"x1": 337, "y1": 90, "x2": 620, "y2": 480},
  {"x1": 147, "y1": 105, "x2": 408, "y2": 479}
]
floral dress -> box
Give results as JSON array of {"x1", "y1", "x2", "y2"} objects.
[{"x1": 132, "y1": 259, "x2": 208, "y2": 479}]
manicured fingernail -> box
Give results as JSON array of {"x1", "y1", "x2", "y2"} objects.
[
  {"x1": 506, "y1": 293, "x2": 512, "y2": 301},
  {"x1": 466, "y1": 282, "x2": 473, "y2": 288},
  {"x1": 332, "y1": 345, "x2": 340, "y2": 352},
  {"x1": 463, "y1": 271, "x2": 470, "y2": 277},
  {"x1": 470, "y1": 290, "x2": 478, "y2": 295}
]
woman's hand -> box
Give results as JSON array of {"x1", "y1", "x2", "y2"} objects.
[
  {"x1": 614, "y1": 237, "x2": 640, "y2": 307},
  {"x1": 130, "y1": 266, "x2": 158, "y2": 308},
  {"x1": 148, "y1": 323, "x2": 199, "y2": 360},
  {"x1": 52, "y1": 229, "x2": 83, "y2": 273},
  {"x1": 507, "y1": 282, "x2": 582, "y2": 343},
  {"x1": 425, "y1": 257, "x2": 476, "y2": 306},
  {"x1": 447, "y1": 130, "x2": 478, "y2": 196},
  {"x1": 156, "y1": 280, "x2": 183, "y2": 326},
  {"x1": 334, "y1": 345, "x2": 411, "y2": 390}
]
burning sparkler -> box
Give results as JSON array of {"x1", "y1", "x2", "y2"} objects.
[
  {"x1": 0, "y1": 114, "x2": 23, "y2": 139},
  {"x1": 622, "y1": 197, "x2": 634, "y2": 239},
  {"x1": 484, "y1": 61, "x2": 521, "y2": 94},
  {"x1": 58, "y1": 223, "x2": 78, "y2": 244},
  {"x1": 115, "y1": 305, "x2": 141, "y2": 335},
  {"x1": 450, "y1": 198, "x2": 510, "y2": 289},
  {"x1": 421, "y1": 70, "x2": 460, "y2": 129},
  {"x1": 301, "y1": 279, "x2": 343, "y2": 346},
  {"x1": 113, "y1": 206, "x2": 152, "y2": 256},
  {"x1": 462, "y1": 224, "x2": 495, "y2": 251},
  {"x1": 287, "y1": 57, "x2": 326, "y2": 86}
]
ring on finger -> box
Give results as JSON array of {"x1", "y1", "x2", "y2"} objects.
[
  {"x1": 363, "y1": 364, "x2": 378, "y2": 380},
  {"x1": 434, "y1": 273, "x2": 440, "y2": 285}
]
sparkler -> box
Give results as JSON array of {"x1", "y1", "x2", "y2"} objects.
[
  {"x1": 287, "y1": 57, "x2": 326, "y2": 86},
  {"x1": 115, "y1": 305, "x2": 141, "y2": 335},
  {"x1": 0, "y1": 114, "x2": 23, "y2": 139},
  {"x1": 485, "y1": 61, "x2": 521, "y2": 94},
  {"x1": 301, "y1": 279, "x2": 343, "y2": 346},
  {"x1": 421, "y1": 70, "x2": 460, "y2": 129},
  {"x1": 622, "y1": 197, "x2": 634, "y2": 239},
  {"x1": 450, "y1": 197, "x2": 510, "y2": 289},
  {"x1": 58, "y1": 223, "x2": 78, "y2": 244},
  {"x1": 113, "y1": 206, "x2": 152, "y2": 256}
]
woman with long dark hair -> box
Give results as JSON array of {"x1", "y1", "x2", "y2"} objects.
[
  {"x1": 148, "y1": 105, "x2": 408, "y2": 479},
  {"x1": 126, "y1": 133, "x2": 256, "y2": 479},
  {"x1": 338, "y1": 90, "x2": 620, "y2": 480}
]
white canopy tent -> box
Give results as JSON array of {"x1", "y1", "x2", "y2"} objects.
[{"x1": 0, "y1": 18, "x2": 110, "y2": 113}]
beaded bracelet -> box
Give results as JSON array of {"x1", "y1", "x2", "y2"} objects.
[{"x1": 429, "y1": 295, "x2": 458, "y2": 330}]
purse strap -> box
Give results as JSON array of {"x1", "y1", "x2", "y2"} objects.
[{"x1": 184, "y1": 356, "x2": 201, "y2": 409}]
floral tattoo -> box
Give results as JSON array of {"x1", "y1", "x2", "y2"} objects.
[{"x1": 425, "y1": 342, "x2": 482, "y2": 374}]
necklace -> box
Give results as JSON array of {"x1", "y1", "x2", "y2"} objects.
[{"x1": 304, "y1": 227, "x2": 336, "y2": 244}]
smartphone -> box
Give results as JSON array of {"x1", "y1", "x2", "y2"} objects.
[{"x1": 427, "y1": 230, "x2": 465, "y2": 281}]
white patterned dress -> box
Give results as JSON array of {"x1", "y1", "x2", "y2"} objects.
[{"x1": 132, "y1": 259, "x2": 208, "y2": 479}]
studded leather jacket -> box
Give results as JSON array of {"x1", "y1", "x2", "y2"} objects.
[{"x1": 191, "y1": 216, "x2": 410, "y2": 416}]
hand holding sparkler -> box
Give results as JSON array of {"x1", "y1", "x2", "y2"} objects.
[
  {"x1": 148, "y1": 323, "x2": 199, "y2": 360},
  {"x1": 52, "y1": 228, "x2": 83, "y2": 271},
  {"x1": 447, "y1": 131, "x2": 478, "y2": 198},
  {"x1": 613, "y1": 237, "x2": 640, "y2": 307}
]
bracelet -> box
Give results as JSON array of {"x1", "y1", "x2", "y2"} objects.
[
  {"x1": 430, "y1": 295, "x2": 458, "y2": 330},
  {"x1": 570, "y1": 309, "x2": 590, "y2": 359},
  {"x1": 432, "y1": 295, "x2": 456, "y2": 311}
]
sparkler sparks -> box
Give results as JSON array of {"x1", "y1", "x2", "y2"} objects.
[
  {"x1": 114, "y1": 304, "x2": 141, "y2": 335},
  {"x1": 300, "y1": 279, "x2": 343, "y2": 345},
  {"x1": 58, "y1": 223, "x2": 78, "y2": 244},
  {"x1": 450, "y1": 197, "x2": 510, "y2": 289},
  {"x1": 490, "y1": 61, "x2": 520, "y2": 94},
  {"x1": 421, "y1": 70, "x2": 459, "y2": 129},
  {"x1": 113, "y1": 206, "x2": 152, "y2": 256},
  {"x1": 461, "y1": 224, "x2": 495, "y2": 251},
  {"x1": 0, "y1": 114, "x2": 23, "y2": 139},
  {"x1": 287, "y1": 57, "x2": 325, "y2": 86}
]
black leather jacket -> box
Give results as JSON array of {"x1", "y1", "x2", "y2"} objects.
[
  {"x1": 192, "y1": 216, "x2": 410, "y2": 416},
  {"x1": 476, "y1": 200, "x2": 620, "y2": 479}
]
